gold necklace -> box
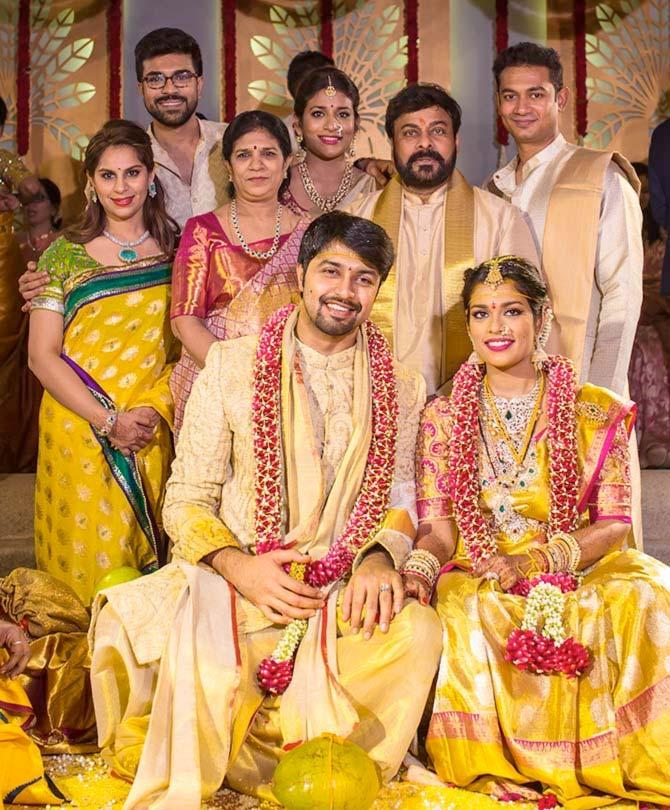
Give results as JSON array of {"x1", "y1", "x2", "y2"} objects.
[
  {"x1": 483, "y1": 373, "x2": 545, "y2": 467},
  {"x1": 230, "y1": 199, "x2": 282, "y2": 260},
  {"x1": 297, "y1": 160, "x2": 354, "y2": 212}
]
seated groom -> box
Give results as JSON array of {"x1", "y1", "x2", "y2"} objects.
[{"x1": 90, "y1": 212, "x2": 442, "y2": 808}]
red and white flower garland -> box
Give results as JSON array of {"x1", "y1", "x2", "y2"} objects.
[
  {"x1": 252, "y1": 305, "x2": 399, "y2": 694},
  {"x1": 447, "y1": 356, "x2": 590, "y2": 678}
]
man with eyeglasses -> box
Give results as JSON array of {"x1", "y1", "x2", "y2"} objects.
[{"x1": 136, "y1": 27, "x2": 229, "y2": 228}]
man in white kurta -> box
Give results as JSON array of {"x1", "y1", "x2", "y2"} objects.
[
  {"x1": 489, "y1": 42, "x2": 644, "y2": 548},
  {"x1": 346, "y1": 83, "x2": 538, "y2": 396},
  {"x1": 490, "y1": 42, "x2": 643, "y2": 395},
  {"x1": 89, "y1": 213, "x2": 441, "y2": 809}
]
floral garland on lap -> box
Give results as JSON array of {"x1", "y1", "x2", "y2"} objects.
[
  {"x1": 447, "y1": 356, "x2": 590, "y2": 678},
  {"x1": 252, "y1": 304, "x2": 398, "y2": 694}
]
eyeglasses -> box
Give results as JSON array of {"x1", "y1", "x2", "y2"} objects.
[{"x1": 142, "y1": 70, "x2": 199, "y2": 90}]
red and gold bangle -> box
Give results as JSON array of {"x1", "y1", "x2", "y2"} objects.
[{"x1": 400, "y1": 548, "x2": 441, "y2": 590}]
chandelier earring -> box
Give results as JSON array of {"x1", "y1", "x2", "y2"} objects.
[
  {"x1": 86, "y1": 181, "x2": 97, "y2": 204},
  {"x1": 531, "y1": 304, "x2": 553, "y2": 371},
  {"x1": 466, "y1": 329, "x2": 485, "y2": 365},
  {"x1": 294, "y1": 132, "x2": 306, "y2": 164}
]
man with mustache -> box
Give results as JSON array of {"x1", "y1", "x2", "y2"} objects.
[
  {"x1": 346, "y1": 83, "x2": 538, "y2": 395},
  {"x1": 90, "y1": 212, "x2": 441, "y2": 807},
  {"x1": 135, "y1": 27, "x2": 228, "y2": 229},
  {"x1": 488, "y1": 42, "x2": 642, "y2": 396}
]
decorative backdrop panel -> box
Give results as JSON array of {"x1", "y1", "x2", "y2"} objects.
[
  {"x1": 548, "y1": 0, "x2": 670, "y2": 161},
  {"x1": 223, "y1": 0, "x2": 431, "y2": 159},
  {"x1": 0, "y1": 0, "x2": 114, "y2": 222}
]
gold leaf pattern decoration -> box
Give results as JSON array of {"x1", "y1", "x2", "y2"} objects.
[
  {"x1": 585, "y1": 0, "x2": 670, "y2": 158},
  {"x1": 0, "y1": 0, "x2": 96, "y2": 161},
  {"x1": 333, "y1": 0, "x2": 407, "y2": 155},
  {"x1": 244, "y1": 0, "x2": 406, "y2": 158}
]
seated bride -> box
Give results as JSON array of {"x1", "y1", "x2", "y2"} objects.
[{"x1": 401, "y1": 256, "x2": 670, "y2": 807}]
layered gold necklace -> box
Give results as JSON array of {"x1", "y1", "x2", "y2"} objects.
[
  {"x1": 482, "y1": 374, "x2": 545, "y2": 466},
  {"x1": 297, "y1": 160, "x2": 354, "y2": 213}
]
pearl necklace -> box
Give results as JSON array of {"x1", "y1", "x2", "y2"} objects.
[
  {"x1": 230, "y1": 199, "x2": 282, "y2": 260},
  {"x1": 103, "y1": 229, "x2": 151, "y2": 263},
  {"x1": 297, "y1": 160, "x2": 354, "y2": 213}
]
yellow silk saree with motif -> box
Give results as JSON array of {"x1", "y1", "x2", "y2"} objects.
[
  {"x1": 417, "y1": 382, "x2": 670, "y2": 808},
  {"x1": 31, "y1": 237, "x2": 179, "y2": 605}
]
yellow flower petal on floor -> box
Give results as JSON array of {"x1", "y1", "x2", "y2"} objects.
[{"x1": 11, "y1": 754, "x2": 641, "y2": 810}]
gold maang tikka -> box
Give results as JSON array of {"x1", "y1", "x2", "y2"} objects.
[
  {"x1": 324, "y1": 74, "x2": 337, "y2": 97},
  {"x1": 483, "y1": 256, "x2": 506, "y2": 289}
]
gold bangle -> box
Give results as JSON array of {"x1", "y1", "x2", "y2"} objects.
[{"x1": 547, "y1": 532, "x2": 581, "y2": 573}]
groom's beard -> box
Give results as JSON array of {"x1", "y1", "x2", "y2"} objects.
[{"x1": 312, "y1": 295, "x2": 363, "y2": 336}]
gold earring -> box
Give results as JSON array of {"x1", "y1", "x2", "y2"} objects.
[
  {"x1": 346, "y1": 136, "x2": 356, "y2": 162},
  {"x1": 531, "y1": 305, "x2": 553, "y2": 370},
  {"x1": 466, "y1": 331, "x2": 484, "y2": 365},
  {"x1": 295, "y1": 133, "x2": 306, "y2": 164}
]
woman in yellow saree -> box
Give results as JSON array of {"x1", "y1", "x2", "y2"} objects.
[
  {"x1": 404, "y1": 256, "x2": 670, "y2": 808},
  {"x1": 28, "y1": 121, "x2": 180, "y2": 605}
]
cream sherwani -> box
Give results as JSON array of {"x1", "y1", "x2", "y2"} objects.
[
  {"x1": 346, "y1": 178, "x2": 539, "y2": 395},
  {"x1": 490, "y1": 134, "x2": 643, "y2": 395},
  {"x1": 90, "y1": 323, "x2": 441, "y2": 809},
  {"x1": 148, "y1": 119, "x2": 229, "y2": 228}
]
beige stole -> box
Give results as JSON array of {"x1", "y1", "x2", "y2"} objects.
[
  {"x1": 540, "y1": 149, "x2": 639, "y2": 375},
  {"x1": 370, "y1": 172, "x2": 475, "y2": 386},
  {"x1": 278, "y1": 307, "x2": 370, "y2": 744}
]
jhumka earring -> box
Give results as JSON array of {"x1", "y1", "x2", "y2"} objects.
[
  {"x1": 466, "y1": 330, "x2": 485, "y2": 365},
  {"x1": 86, "y1": 182, "x2": 98, "y2": 204},
  {"x1": 346, "y1": 135, "x2": 357, "y2": 162},
  {"x1": 531, "y1": 304, "x2": 553, "y2": 370},
  {"x1": 295, "y1": 133, "x2": 306, "y2": 164}
]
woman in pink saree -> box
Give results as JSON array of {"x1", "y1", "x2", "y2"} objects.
[{"x1": 170, "y1": 111, "x2": 307, "y2": 434}]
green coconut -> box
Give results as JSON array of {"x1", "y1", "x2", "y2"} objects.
[{"x1": 272, "y1": 733, "x2": 382, "y2": 810}]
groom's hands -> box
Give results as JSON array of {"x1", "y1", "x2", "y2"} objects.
[
  {"x1": 209, "y1": 547, "x2": 326, "y2": 625},
  {"x1": 341, "y1": 549, "x2": 404, "y2": 639}
]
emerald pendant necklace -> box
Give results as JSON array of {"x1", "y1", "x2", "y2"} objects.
[{"x1": 103, "y1": 229, "x2": 151, "y2": 263}]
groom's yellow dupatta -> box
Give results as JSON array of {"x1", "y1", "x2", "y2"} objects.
[{"x1": 370, "y1": 171, "x2": 475, "y2": 386}]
